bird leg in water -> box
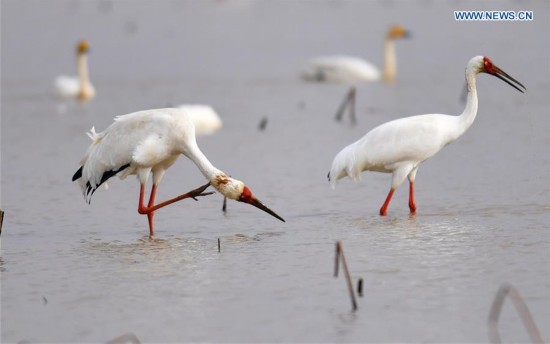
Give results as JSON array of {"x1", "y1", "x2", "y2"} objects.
[
  {"x1": 335, "y1": 86, "x2": 357, "y2": 124},
  {"x1": 146, "y1": 184, "x2": 158, "y2": 237},
  {"x1": 379, "y1": 189, "x2": 395, "y2": 216},
  {"x1": 138, "y1": 182, "x2": 214, "y2": 236},
  {"x1": 408, "y1": 181, "x2": 417, "y2": 213}
]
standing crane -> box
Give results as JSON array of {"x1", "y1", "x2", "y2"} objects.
[{"x1": 328, "y1": 56, "x2": 525, "y2": 215}]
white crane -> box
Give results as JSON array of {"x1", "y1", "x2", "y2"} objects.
[
  {"x1": 328, "y1": 56, "x2": 525, "y2": 216},
  {"x1": 54, "y1": 40, "x2": 96, "y2": 102},
  {"x1": 72, "y1": 108, "x2": 284, "y2": 238},
  {"x1": 302, "y1": 26, "x2": 410, "y2": 122}
]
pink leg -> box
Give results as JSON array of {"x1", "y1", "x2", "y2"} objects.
[
  {"x1": 147, "y1": 184, "x2": 157, "y2": 238},
  {"x1": 137, "y1": 182, "x2": 214, "y2": 237},
  {"x1": 408, "y1": 181, "x2": 417, "y2": 214},
  {"x1": 379, "y1": 189, "x2": 395, "y2": 216},
  {"x1": 137, "y1": 184, "x2": 156, "y2": 238},
  {"x1": 138, "y1": 184, "x2": 147, "y2": 214}
]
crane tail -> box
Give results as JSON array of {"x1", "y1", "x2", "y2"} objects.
[
  {"x1": 86, "y1": 126, "x2": 102, "y2": 144},
  {"x1": 80, "y1": 163, "x2": 131, "y2": 203}
]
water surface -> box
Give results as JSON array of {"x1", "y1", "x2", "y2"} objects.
[{"x1": 1, "y1": 1, "x2": 549, "y2": 343}]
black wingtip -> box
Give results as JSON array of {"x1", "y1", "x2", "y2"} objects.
[
  {"x1": 82, "y1": 163, "x2": 131, "y2": 204},
  {"x1": 72, "y1": 166, "x2": 83, "y2": 181}
]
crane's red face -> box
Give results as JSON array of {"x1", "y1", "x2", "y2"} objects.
[
  {"x1": 482, "y1": 57, "x2": 526, "y2": 93},
  {"x1": 238, "y1": 186, "x2": 285, "y2": 222}
]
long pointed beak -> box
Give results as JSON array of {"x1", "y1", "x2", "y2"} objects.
[
  {"x1": 248, "y1": 197, "x2": 285, "y2": 222},
  {"x1": 492, "y1": 65, "x2": 526, "y2": 93}
]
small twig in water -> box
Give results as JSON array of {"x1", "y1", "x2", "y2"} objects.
[
  {"x1": 42, "y1": 296, "x2": 48, "y2": 305},
  {"x1": 488, "y1": 282, "x2": 544, "y2": 344},
  {"x1": 0, "y1": 208, "x2": 4, "y2": 236},
  {"x1": 334, "y1": 86, "x2": 357, "y2": 125},
  {"x1": 334, "y1": 241, "x2": 358, "y2": 311},
  {"x1": 258, "y1": 117, "x2": 268, "y2": 130},
  {"x1": 222, "y1": 197, "x2": 227, "y2": 213},
  {"x1": 334, "y1": 240, "x2": 341, "y2": 277},
  {"x1": 357, "y1": 278, "x2": 363, "y2": 297},
  {"x1": 218, "y1": 238, "x2": 221, "y2": 253}
]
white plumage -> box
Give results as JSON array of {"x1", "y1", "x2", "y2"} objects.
[
  {"x1": 328, "y1": 56, "x2": 525, "y2": 216},
  {"x1": 302, "y1": 56, "x2": 380, "y2": 83},
  {"x1": 76, "y1": 110, "x2": 183, "y2": 195},
  {"x1": 72, "y1": 108, "x2": 284, "y2": 238},
  {"x1": 302, "y1": 25, "x2": 410, "y2": 84},
  {"x1": 175, "y1": 104, "x2": 222, "y2": 136},
  {"x1": 54, "y1": 76, "x2": 81, "y2": 98}
]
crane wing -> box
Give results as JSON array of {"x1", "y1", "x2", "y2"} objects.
[{"x1": 73, "y1": 110, "x2": 179, "y2": 202}]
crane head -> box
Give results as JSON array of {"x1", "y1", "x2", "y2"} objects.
[
  {"x1": 482, "y1": 57, "x2": 526, "y2": 93},
  {"x1": 212, "y1": 173, "x2": 285, "y2": 222}
]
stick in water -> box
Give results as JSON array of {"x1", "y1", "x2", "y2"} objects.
[
  {"x1": 0, "y1": 209, "x2": 4, "y2": 236},
  {"x1": 334, "y1": 241, "x2": 358, "y2": 311},
  {"x1": 258, "y1": 117, "x2": 268, "y2": 131},
  {"x1": 334, "y1": 86, "x2": 357, "y2": 125},
  {"x1": 334, "y1": 240, "x2": 341, "y2": 277},
  {"x1": 357, "y1": 278, "x2": 363, "y2": 297},
  {"x1": 488, "y1": 282, "x2": 544, "y2": 344}
]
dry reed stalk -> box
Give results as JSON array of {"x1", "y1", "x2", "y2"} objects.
[
  {"x1": 334, "y1": 241, "x2": 358, "y2": 311},
  {"x1": 488, "y1": 282, "x2": 544, "y2": 344}
]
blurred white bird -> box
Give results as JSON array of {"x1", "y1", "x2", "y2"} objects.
[
  {"x1": 302, "y1": 25, "x2": 410, "y2": 122},
  {"x1": 54, "y1": 40, "x2": 95, "y2": 102},
  {"x1": 328, "y1": 56, "x2": 525, "y2": 216},
  {"x1": 176, "y1": 104, "x2": 222, "y2": 136},
  {"x1": 72, "y1": 108, "x2": 284, "y2": 238}
]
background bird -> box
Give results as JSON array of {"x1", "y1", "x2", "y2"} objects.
[
  {"x1": 72, "y1": 108, "x2": 284, "y2": 238},
  {"x1": 328, "y1": 56, "x2": 525, "y2": 216},
  {"x1": 302, "y1": 25, "x2": 410, "y2": 122},
  {"x1": 54, "y1": 39, "x2": 95, "y2": 102},
  {"x1": 176, "y1": 104, "x2": 222, "y2": 136}
]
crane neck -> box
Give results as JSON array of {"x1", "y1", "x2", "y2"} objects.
[
  {"x1": 182, "y1": 139, "x2": 224, "y2": 183},
  {"x1": 382, "y1": 37, "x2": 396, "y2": 83},
  {"x1": 456, "y1": 68, "x2": 479, "y2": 137}
]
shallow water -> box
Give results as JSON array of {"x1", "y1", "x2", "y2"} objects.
[{"x1": 1, "y1": 1, "x2": 549, "y2": 343}]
